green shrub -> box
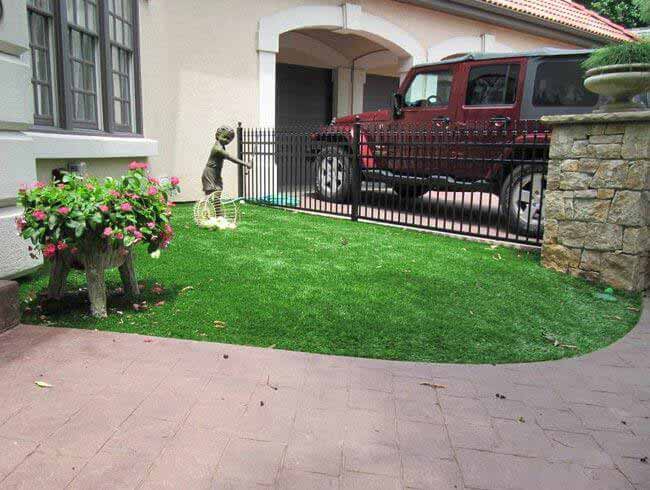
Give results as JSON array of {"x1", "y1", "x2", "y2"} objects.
[
  {"x1": 582, "y1": 40, "x2": 650, "y2": 71},
  {"x1": 16, "y1": 163, "x2": 180, "y2": 260}
]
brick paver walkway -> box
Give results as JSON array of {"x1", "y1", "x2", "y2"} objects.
[{"x1": 0, "y1": 297, "x2": 648, "y2": 489}]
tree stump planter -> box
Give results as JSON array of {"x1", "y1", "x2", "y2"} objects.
[{"x1": 48, "y1": 237, "x2": 139, "y2": 318}]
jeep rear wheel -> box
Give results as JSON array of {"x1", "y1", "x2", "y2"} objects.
[
  {"x1": 500, "y1": 164, "x2": 546, "y2": 237},
  {"x1": 314, "y1": 146, "x2": 354, "y2": 203}
]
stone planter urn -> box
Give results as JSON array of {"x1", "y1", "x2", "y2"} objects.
[
  {"x1": 48, "y1": 236, "x2": 139, "y2": 318},
  {"x1": 584, "y1": 63, "x2": 650, "y2": 113}
]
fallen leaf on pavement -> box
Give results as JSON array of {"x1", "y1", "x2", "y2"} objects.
[
  {"x1": 35, "y1": 381, "x2": 53, "y2": 388},
  {"x1": 420, "y1": 382, "x2": 446, "y2": 389},
  {"x1": 180, "y1": 286, "x2": 194, "y2": 293}
]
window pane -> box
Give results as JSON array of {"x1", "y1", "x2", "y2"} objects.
[
  {"x1": 35, "y1": 49, "x2": 48, "y2": 79},
  {"x1": 404, "y1": 71, "x2": 453, "y2": 107},
  {"x1": 87, "y1": 2, "x2": 97, "y2": 31},
  {"x1": 123, "y1": 101, "x2": 131, "y2": 126},
  {"x1": 28, "y1": 0, "x2": 53, "y2": 12},
  {"x1": 115, "y1": 0, "x2": 122, "y2": 17},
  {"x1": 465, "y1": 64, "x2": 520, "y2": 106},
  {"x1": 82, "y1": 34, "x2": 94, "y2": 61},
  {"x1": 86, "y1": 95, "x2": 96, "y2": 121},
  {"x1": 120, "y1": 75, "x2": 129, "y2": 99},
  {"x1": 39, "y1": 85, "x2": 52, "y2": 116},
  {"x1": 124, "y1": 24, "x2": 132, "y2": 48},
  {"x1": 533, "y1": 60, "x2": 598, "y2": 107},
  {"x1": 83, "y1": 64, "x2": 95, "y2": 91},
  {"x1": 116, "y1": 20, "x2": 123, "y2": 44},
  {"x1": 76, "y1": 0, "x2": 85, "y2": 26},
  {"x1": 74, "y1": 92, "x2": 85, "y2": 120},
  {"x1": 30, "y1": 14, "x2": 46, "y2": 46},
  {"x1": 71, "y1": 30, "x2": 82, "y2": 58},
  {"x1": 67, "y1": 0, "x2": 75, "y2": 24},
  {"x1": 123, "y1": 0, "x2": 132, "y2": 21},
  {"x1": 114, "y1": 100, "x2": 122, "y2": 124}
]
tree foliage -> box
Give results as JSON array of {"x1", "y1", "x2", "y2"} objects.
[{"x1": 576, "y1": 0, "x2": 649, "y2": 28}]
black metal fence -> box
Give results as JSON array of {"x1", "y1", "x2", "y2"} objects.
[{"x1": 238, "y1": 120, "x2": 550, "y2": 245}]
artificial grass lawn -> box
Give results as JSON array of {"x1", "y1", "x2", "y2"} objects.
[{"x1": 18, "y1": 203, "x2": 642, "y2": 364}]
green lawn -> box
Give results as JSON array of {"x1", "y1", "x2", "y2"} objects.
[{"x1": 18, "y1": 203, "x2": 642, "y2": 364}]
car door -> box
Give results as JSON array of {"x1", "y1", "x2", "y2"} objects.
[
  {"x1": 455, "y1": 59, "x2": 526, "y2": 180},
  {"x1": 384, "y1": 66, "x2": 458, "y2": 176}
]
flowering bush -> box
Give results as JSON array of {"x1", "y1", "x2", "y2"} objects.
[{"x1": 17, "y1": 162, "x2": 180, "y2": 260}]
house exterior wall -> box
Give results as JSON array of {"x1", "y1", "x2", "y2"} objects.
[
  {"x1": 0, "y1": 0, "x2": 41, "y2": 278},
  {"x1": 138, "y1": 0, "x2": 576, "y2": 202}
]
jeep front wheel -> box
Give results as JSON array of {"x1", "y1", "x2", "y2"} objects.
[{"x1": 314, "y1": 146, "x2": 354, "y2": 203}]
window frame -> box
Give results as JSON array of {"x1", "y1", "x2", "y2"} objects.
[
  {"x1": 28, "y1": 0, "x2": 143, "y2": 136},
  {"x1": 27, "y1": 1, "x2": 57, "y2": 127}
]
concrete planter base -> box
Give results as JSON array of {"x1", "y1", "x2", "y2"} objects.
[
  {"x1": 584, "y1": 64, "x2": 650, "y2": 113},
  {"x1": 0, "y1": 280, "x2": 20, "y2": 334}
]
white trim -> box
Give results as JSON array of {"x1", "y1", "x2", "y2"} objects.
[
  {"x1": 26, "y1": 132, "x2": 159, "y2": 159},
  {"x1": 258, "y1": 51, "x2": 277, "y2": 128},
  {"x1": 427, "y1": 34, "x2": 512, "y2": 62}
]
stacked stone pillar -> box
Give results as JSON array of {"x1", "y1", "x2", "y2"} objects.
[{"x1": 541, "y1": 113, "x2": 649, "y2": 292}]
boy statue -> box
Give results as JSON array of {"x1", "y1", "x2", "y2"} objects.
[{"x1": 202, "y1": 125, "x2": 252, "y2": 195}]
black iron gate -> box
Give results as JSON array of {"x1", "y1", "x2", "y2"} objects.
[{"x1": 238, "y1": 120, "x2": 550, "y2": 246}]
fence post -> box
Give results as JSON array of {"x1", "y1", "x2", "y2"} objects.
[
  {"x1": 237, "y1": 122, "x2": 244, "y2": 198},
  {"x1": 351, "y1": 116, "x2": 361, "y2": 221}
]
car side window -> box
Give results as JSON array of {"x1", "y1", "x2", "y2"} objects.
[
  {"x1": 404, "y1": 71, "x2": 453, "y2": 108},
  {"x1": 465, "y1": 64, "x2": 520, "y2": 106}
]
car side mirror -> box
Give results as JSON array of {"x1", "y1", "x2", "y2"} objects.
[{"x1": 392, "y1": 92, "x2": 404, "y2": 118}]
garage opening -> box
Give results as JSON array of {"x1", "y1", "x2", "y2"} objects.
[{"x1": 276, "y1": 63, "x2": 333, "y2": 128}]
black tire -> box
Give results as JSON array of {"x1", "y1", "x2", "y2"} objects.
[
  {"x1": 314, "y1": 146, "x2": 354, "y2": 203},
  {"x1": 500, "y1": 164, "x2": 546, "y2": 237},
  {"x1": 393, "y1": 185, "x2": 429, "y2": 199}
]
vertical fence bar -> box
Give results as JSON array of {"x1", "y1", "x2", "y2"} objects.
[
  {"x1": 237, "y1": 122, "x2": 244, "y2": 198},
  {"x1": 351, "y1": 117, "x2": 361, "y2": 221}
]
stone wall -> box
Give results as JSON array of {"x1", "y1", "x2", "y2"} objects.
[{"x1": 541, "y1": 113, "x2": 649, "y2": 292}]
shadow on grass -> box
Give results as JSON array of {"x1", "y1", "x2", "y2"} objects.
[{"x1": 22, "y1": 277, "x2": 184, "y2": 321}]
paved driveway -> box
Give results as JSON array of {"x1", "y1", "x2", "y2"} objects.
[{"x1": 0, "y1": 298, "x2": 648, "y2": 489}]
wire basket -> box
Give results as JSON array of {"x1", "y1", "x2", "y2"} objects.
[{"x1": 193, "y1": 191, "x2": 240, "y2": 230}]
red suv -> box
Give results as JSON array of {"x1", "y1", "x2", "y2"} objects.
[{"x1": 312, "y1": 48, "x2": 601, "y2": 234}]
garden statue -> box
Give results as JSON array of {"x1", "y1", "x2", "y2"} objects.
[
  {"x1": 194, "y1": 125, "x2": 251, "y2": 230},
  {"x1": 202, "y1": 125, "x2": 251, "y2": 195},
  {"x1": 17, "y1": 163, "x2": 180, "y2": 318}
]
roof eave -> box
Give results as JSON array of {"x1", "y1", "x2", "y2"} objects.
[{"x1": 397, "y1": 0, "x2": 636, "y2": 47}]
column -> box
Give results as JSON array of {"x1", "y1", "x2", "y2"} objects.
[
  {"x1": 0, "y1": 0, "x2": 41, "y2": 278},
  {"x1": 256, "y1": 49, "x2": 278, "y2": 196}
]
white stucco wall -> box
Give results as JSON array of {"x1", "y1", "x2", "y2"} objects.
[
  {"x1": 0, "y1": 0, "x2": 41, "y2": 278},
  {"x1": 138, "y1": 0, "x2": 576, "y2": 202}
]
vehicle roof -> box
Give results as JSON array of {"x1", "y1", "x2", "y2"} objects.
[{"x1": 412, "y1": 48, "x2": 594, "y2": 69}]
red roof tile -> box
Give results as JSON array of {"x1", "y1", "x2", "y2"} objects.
[{"x1": 481, "y1": 0, "x2": 638, "y2": 42}]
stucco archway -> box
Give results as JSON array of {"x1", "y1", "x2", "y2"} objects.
[{"x1": 257, "y1": 3, "x2": 427, "y2": 126}]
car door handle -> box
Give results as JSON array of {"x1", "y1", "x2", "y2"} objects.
[
  {"x1": 432, "y1": 116, "x2": 451, "y2": 126},
  {"x1": 490, "y1": 116, "x2": 511, "y2": 124}
]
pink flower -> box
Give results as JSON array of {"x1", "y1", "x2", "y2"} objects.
[
  {"x1": 120, "y1": 202, "x2": 133, "y2": 212},
  {"x1": 148, "y1": 176, "x2": 160, "y2": 184},
  {"x1": 170, "y1": 176, "x2": 180, "y2": 186},
  {"x1": 134, "y1": 230, "x2": 144, "y2": 240},
  {"x1": 109, "y1": 190, "x2": 121, "y2": 198},
  {"x1": 98, "y1": 204, "x2": 109, "y2": 213},
  {"x1": 57, "y1": 183, "x2": 66, "y2": 190},
  {"x1": 103, "y1": 227, "x2": 113, "y2": 237},
  {"x1": 15, "y1": 216, "x2": 27, "y2": 232},
  {"x1": 86, "y1": 184, "x2": 95, "y2": 191},
  {"x1": 43, "y1": 243, "x2": 56, "y2": 259},
  {"x1": 18, "y1": 184, "x2": 28, "y2": 194},
  {"x1": 125, "y1": 225, "x2": 136, "y2": 233},
  {"x1": 56, "y1": 241, "x2": 68, "y2": 251},
  {"x1": 57, "y1": 206, "x2": 71, "y2": 215},
  {"x1": 70, "y1": 247, "x2": 78, "y2": 254},
  {"x1": 128, "y1": 161, "x2": 148, "y2": 170},
  {"x1": 147, "y1": 222, "x2": 155, "y2": 229},
  {"x1": 33, "y1": 181, "x2": 46, "y2": 189},
  {"x1": 164, "y1": 224, "x2": 173, "y2": 235},
  {"x1": 115, "y1": 232, "x2": 124, "y2": 240},
  {"x1": 32, "y1": 210, "x2": 46, "y2": 222},
  {"x1": 147, "y1": 186, "x2": 158, "y2": 196}
]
